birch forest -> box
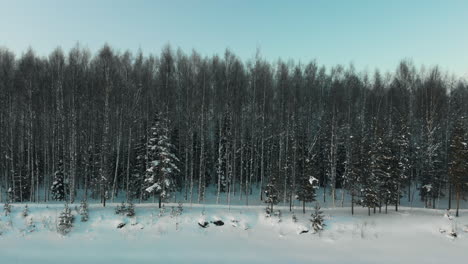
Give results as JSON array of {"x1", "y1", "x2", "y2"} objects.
[{"x1": 0, "y1": 44, "x2": 467, "y2": 214}]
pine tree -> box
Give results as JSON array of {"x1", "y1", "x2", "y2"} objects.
[
  {"x1": 130, "y1": 136, "x2": 147, "y2": 201},
  {"x1": 393, "y1": 116, "x2": 410, "y2": 211},
  {"x1": 310, "y1": 203, "x2": 325, "y2": 233},
  {"x1": 374, "y1": 136, "x2": 396, "y2": 213},
  {"x1": 264, "y1": 176, "x2": 279, "y2": 212},
  {"x1": 360, "y1": 136, "x2": 380, "y2": 216},
  {"x1": 57, "y1": 203, "x2": 74, "y2": 235},
  {"x1": 126, "y1": 201, "x2": 135, "y2": 217},
  {"x1": 145, "y1": 112, "x2": 180, "y2": 208},
  {"x1": 51, "y1": 160, "x2": 66, "y2": 201},
  {"x1": 420, "y1": 126, "x2": 445, "y2": 208},
  {"x1": 448, "y1": 118, "x2": 468, "y2": 217},
  {"x1": 79, "y1": 200, "x2": 89, "y2": 222},
  {"x1": 345, "y1": 133, "x2": 363, "y2": 215},
  {"x1": 296, "y1": 156, "x2": 319, "y2": 213}
]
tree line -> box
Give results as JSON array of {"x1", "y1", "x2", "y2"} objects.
[{"x1": 0, "y1": 44, "x2": 467, "y2": 216}]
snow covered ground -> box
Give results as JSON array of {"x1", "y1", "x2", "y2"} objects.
[{"x1": 1, "y1": 201, "x2": 467, "y2": 264}]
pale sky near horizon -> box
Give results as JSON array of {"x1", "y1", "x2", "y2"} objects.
[{"x1": 0, "y1": 0, "x2": 467, "y2": 78}]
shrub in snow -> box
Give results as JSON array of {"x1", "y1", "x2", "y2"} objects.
[
  {"x1": 22, "y1": 205, "x2": 29, "y2": 218},
  {"x1": 177, "y1": 202, "x2": 183, "y2": 215},
  {"x1": 115, "y1": 202, "x2": 126, "y2": 215},
  {"x1": 126, "y1": 201, "x2": 135, "y2": 217},
  {"x1": 310, "y1": 203, "x2": 325, "y2": 233},
  {"x1": 264, "y1": 177, "x2": 279, "y2": 212},
  {"x1": 57, "y1": 203, "x2": 74, "y2": 235},
  {"x1": 79, "y1": 200, "x2": 89, "y2": 222},
  {"x1": 265, "y1": 206, "x2": 272, "y2": 217},
  {"x1": 26, "y1": 217, "x2": 36, "y2": 233},
  {"x1": 170, "y1": 203, "x2": 183, "y2": 218},
  {"x1": 117, "y1": 223, "x2": 126, "y2": 229},
  {"x1": 115, "y1": 202, "x2": 135, "y2": 217},
  {"x1": 3, "y1": 202, "x2": 11, "y2": 216}
]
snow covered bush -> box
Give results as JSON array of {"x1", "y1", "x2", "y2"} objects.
[
  {"x1": 115, "y1": 201, "x2": 135, "y2": 217},
  {"x1": 57, "y1": 203, "x2": 74, "y2": 235},
  {"x1": 115, "y1": 202, "x2": 126, "y2": 215},
  {"x1": 170, "y1": 203, "x2": 183, "y2": 218},
  {"x1": 79, "y1": 200, "x2": 89, "y2": 222},
  {"x1": 126, "y1": 201, "x2": 135, "y2": 217},
  {"x1": 265, "y1": 206, "x2": 272, "y2": 217},
  {"x1": 264, "y1": 176, "x2": 279, "y2": 212},
  {"x1": 177, "y1": 202, "x2": 183, "y2": 215},
  {"x1": 26, "y1": 217, "x2": 36, "y2": 233},
  {"x1": 310, "y1": 203, "x2": 325, "y2": 233}
]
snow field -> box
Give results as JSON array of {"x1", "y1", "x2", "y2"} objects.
[{"x1": 0, "y1": 203, "x2": 467, "y2": 263}]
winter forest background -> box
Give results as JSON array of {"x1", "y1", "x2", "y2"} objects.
[{"x1": 1, "y1": 44, "x2": 467, "y2": 215}]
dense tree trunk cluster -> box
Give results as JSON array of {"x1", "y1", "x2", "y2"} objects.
[{"x1": 0, "y1": 45, "x2": 467, "y2": 214}]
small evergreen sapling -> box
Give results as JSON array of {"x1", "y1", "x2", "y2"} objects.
[
  {"x1": 115, "y1": 201, "x2": 135, "y2": 217},
  {"x1": 297, "y1": 157, "x2": 319, "y2": 213},
  {"x1": 57, "y1": 203, "x2": 74, "y2": 235},
  {"x1": 51, "y1": 160, "x2": 66, "y2": 201},
  {"x1": 79, "y1": 200, "x2": 89, "y2": 222},
  {"x1": 115, "y1": 202, "x2": 126, "y2": 215},
  {"x1": 26, "y1": 217, "x2": 36, "y2": 233},
  {"x1": 177, "y1": 202, "x2": 183, "y2": 215},
  {"x1": 264, "y1": 176, "x2": 279, "y2": 213},
  {"x1": 310, "y1": 203, "x2": 325, "y2": 233},
  {"x1": 126, "y1": 201, "x2": 135, "y2": 217}
]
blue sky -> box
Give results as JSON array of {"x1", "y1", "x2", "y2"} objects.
[{"x1": 0, "y1": 0, "x2": 467, "y2": 77}]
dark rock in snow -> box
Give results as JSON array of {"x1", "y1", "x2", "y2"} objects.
[
  {"x1": 300, "y1": 230, "x2": 309, "y2": 234},
  {"x1": 117, "y1": 223, "x2": 126, "y2": 229},
  {"x1": 212, "y1": 220, "x2": 224, "y2": 226},
  {"x1": 198, "y1": 221, "x2": 209, "y2": 228}
]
